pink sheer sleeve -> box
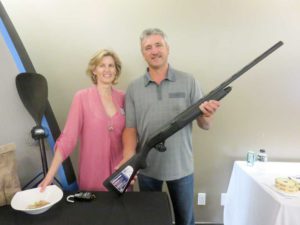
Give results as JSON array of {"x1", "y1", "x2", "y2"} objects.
[{"x1": 55, "y1": 92, "x2": 83, "y2": 160}]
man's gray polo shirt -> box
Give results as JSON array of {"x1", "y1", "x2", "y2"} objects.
[{"x1": 125, "y1": 66, "x2": 203, "y2": 180}]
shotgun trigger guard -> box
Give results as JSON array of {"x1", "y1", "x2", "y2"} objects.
[{"x1": 155, "y1": 142, "x2": 167, "y2": 152}]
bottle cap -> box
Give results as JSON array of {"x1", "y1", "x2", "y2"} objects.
[{"x1": 259, "y1": 149, "x2": 266, "y2": 153}]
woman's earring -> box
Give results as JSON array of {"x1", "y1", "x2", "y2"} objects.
[{"x1": 92, "y1": 74, "x2": 97, "y2": 83}]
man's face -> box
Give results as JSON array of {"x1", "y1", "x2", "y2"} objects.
[{"x1": 141, "y1": 34, "x2": 169, "y2": 69}]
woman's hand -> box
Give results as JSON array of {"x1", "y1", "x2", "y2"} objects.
[{"x1": 38, "y1": 174, "x2": 54, "y2": 192}]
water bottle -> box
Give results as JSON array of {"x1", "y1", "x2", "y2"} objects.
[
  {"x1": 257, "y1": 149, "x2": 268, "y2": 162},
  {"x1": 246, "y1": 151, "x2": 256, "y2": 166}
]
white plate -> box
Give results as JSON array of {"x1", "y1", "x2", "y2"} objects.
[{"x1": 11, "y1": 185, "x2": 63, "y2": 215}]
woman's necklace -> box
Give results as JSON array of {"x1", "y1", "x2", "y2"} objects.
[
  {"x1": 108, "y1": 118, "x2": 114, "y2": 132},
  {"x1": 98, "y1": 85, "x2": 116, "y2": 132}
]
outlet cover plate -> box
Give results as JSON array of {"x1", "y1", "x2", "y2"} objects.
[{"x1": 197, "y1": 193, "x2": 206, "y2": 205}]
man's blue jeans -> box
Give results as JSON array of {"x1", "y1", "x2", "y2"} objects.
[{"x1": 138, "y1": 173, "x2": 195, "y2": 225}]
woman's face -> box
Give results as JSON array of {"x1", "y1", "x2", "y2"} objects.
[{"x1": 93, "y1": 56, "x2": 117, "y2": 85}]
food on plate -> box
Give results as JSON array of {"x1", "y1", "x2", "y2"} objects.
[
  {"x1": 27, "y1": 200, "x2": 50, "y2": 209},
  {"x1": 275, "y1": 177, "x2": 300, "y2": 192}
]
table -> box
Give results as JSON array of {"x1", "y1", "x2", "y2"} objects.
[
  {"x1": 0, "y1": 192, "x2": 172, "y2": 225},
  {"x1": 224, "y1": 161, "x2": 300, "y2": 225}
]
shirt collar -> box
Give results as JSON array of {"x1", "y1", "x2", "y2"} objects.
[{"x1": 143, "y1": 65, "x2": 176, "y2": 86}]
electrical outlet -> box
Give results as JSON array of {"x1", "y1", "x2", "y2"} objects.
[
  {"x1": 197, "y1": 193, "x2": 206, "y2": 205},
  {"x1": 221, "y1": 193, "x2": 227, "y2": 206}
]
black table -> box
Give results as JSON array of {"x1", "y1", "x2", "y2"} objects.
[{"x1": 0, "y1": 192, "x2": 172, "y2": 225}]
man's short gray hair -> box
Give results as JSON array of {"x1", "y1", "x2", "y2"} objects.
[{"x1": 139, "y1": 28, "x2": 168, "y2": 44}]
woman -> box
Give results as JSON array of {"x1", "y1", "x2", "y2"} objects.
[{"x1": 39, "y1": 49, "x2": 125, "y2": 191}]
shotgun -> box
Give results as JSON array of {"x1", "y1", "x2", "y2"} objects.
[{"x1": 103, "y1": 41, "x2": 283, "y2": 194}]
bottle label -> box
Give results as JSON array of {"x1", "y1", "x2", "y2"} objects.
[
  {"x1": 110, "y1": 166, "x2": 134, "y2": 193},
  {"x1": 257, "y1": 153, "x2": 267, "y2": 162}
]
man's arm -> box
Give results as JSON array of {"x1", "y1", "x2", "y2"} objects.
[
  {"x1": 123, "y1": 127, "x2": 138, "y2": 158},
  {"x1": 115, "y1": 127, "x2": 138, "y2": 169},
  {"x1": 196, "y1": 100, "x2": 220, "y2": 130},
  {"x1": 113, "y1": 127, "x2": 138, "y2": 186}
]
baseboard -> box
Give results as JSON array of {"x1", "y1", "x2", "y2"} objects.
[
  {"x1": 195, "y1": 223, "x2": 223, "y2": 225},
  {"x1": 173, "y1": 221, "x2": 223, "y2": 225}
]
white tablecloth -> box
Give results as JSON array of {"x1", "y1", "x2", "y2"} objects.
[{"x1": 224, "y1": 161, "x2": 300, "y2": 225}]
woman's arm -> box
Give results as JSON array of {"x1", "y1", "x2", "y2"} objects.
[{"x1": 38, "y1": 149, "x2": 63, "y2": 192}]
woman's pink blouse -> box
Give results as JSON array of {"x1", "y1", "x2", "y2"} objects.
[{"x1": 55, "y1": 86, "x2": 125, "y2": 191}]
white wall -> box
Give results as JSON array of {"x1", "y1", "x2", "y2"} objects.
[{"x1": 2, "y1": 0, "x2": 300, "y2": 223}]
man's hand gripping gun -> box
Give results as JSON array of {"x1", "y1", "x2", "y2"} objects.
[{"x1": 103, "y1": 41, "x2": 283, "y2": 194}]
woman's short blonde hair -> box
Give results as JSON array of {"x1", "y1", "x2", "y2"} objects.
[{"x1": 86, "y1": 49, "x2": 122, "y2": 85}]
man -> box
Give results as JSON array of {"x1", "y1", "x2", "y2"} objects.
[{"x1": 123, "y1": 28, "x2": 220, "y2": 225}]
